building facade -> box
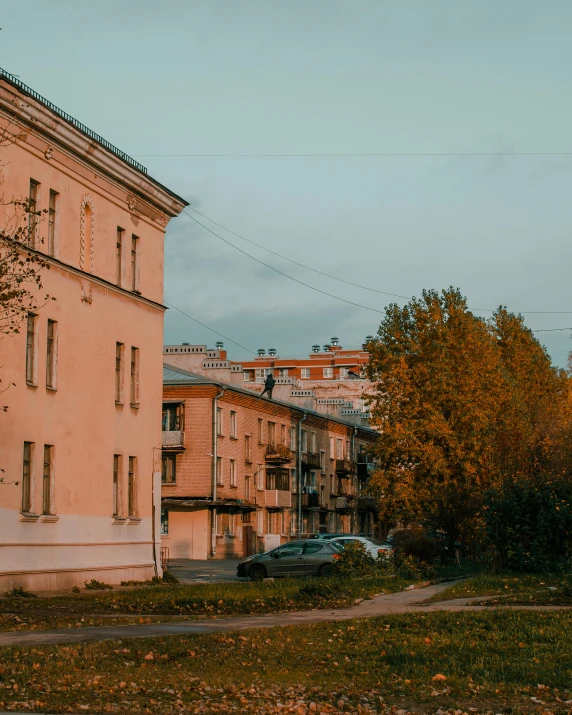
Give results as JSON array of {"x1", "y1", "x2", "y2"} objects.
[
  {"x1": 0, "y1": 70, "x2": 186, "y2": 591},
  {"x1": 163, "y1": 338, "x2": 373, "y2": 426},
  {"x1": 161, "y1": 365, "x2": 378, "y2": 560}
]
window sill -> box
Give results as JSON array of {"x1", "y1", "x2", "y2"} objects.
[
  {"x1": 229, "y1": 436, "x2": 238, "y2": 441},
  {"x1": 112, "y1": 516, "x2": 127, "y2": 524},
  {"x1": 230, "y1": 485, "x2": 238, "y2": 489},
  {"x1": 245, "y1": 459, "x2": 253, "y2": 464},
  {"x1": 132, "y1": 289, "x2": 142, "y2": 295},
  {"x1": 130, "y1": 402, "x2": 140, "y2": 410},
  {"x1": 20, "y1": 512, "x2": 40, "y2": 522},
  {"x1": 40, "y1": 514, "x2": 59, "y2": 522},
  {"x1": 115, "y1": 401, "x2": 124, "y2": 407},
  {"x1": 162, "y1": 482, "x2": 177, "y2": 486},
  {"x1": 216, "y1": 482, "x2": 225, "y2": 487},
  {"x1": 46, "y1": 386, "x2": 57, "y2": 393},
  {"x1": 26, "y1": 381, "x2": 38, "y2": 389},
  {"x1": 127, "y1": 517, "x2": 141, "y2": 524}
]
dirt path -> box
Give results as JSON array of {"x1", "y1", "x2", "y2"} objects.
[{"x1": 1, "y1": 582, "x2": 569, "y2": 647}]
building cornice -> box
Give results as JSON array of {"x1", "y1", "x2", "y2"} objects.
[{"x1": 0, "y1": 74, "x2": 187, "y2": 220}]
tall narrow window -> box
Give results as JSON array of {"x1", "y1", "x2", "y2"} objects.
[
  {"x1": 230, "y1": 410, "x2": 237, "y2": 438},
  {"x1": 245, "y1": 475, "x2": 251, "y2": 501},
  {"x1": 281, "y1": 424, "x2": 288, "y2": 445},
  {"x1": 217, "y1": 407, "x2": 223, "y2": 435},
  {"x1": 301, "y1": 429, "x2": 308, "y2": 453},
  {"x1": 258, "y1": 418, "x2": 264, "y2": 444},
  {"x1": 25, "y1": 313, "x2": 37, "y2": 385},
  {"x1": 116, "y1": 228, "x2": 124, "y2": 286},
  {"x1": 113, "y1": 454, "x2": 121, "y2": 517},
  {"x1": 245, "y1": 434, "x2": 252, "y2": 462},
  {"x1": 268, "y1": 421, "x2": 275, "y2": 446},
  {"x1": 230, "y1": 459, "x2": 236, "y2": 487},
  {"x1": 216, "y1": 456, "x2": 223, "y2": 485},
  {"x1": 257, "y1": 464, "x2": 264, "y2": 490},
  {"x1": 115, "y1": 342, "x2": 124, "y2": 403},
  {"x1": 47, "y1": 190, "x2": 58, "y2": 256},
  {"x1": 46, "y1": 319, "x2": 57, "y2": 389},
  {"x1": 337, "y1": 438, "x2": 344, "y2": 459},
  {"x1": 128, "y1": 456, "x2": 137, "y2": 517},
  {"x1": 131, "y1": 234, "x2": 139, "y2": 292},
  {"x1": 161, "y1": 454, "x2": 176, "y2": 483},
  {"x1": 28, "y1": 180, "x2": 39, "y2": 246},
  {"x1": 130, "y1": 347, "x2": 139, "y2": 406},
  {"x1": 42, "y1": 445, "x2": 53, "y2": 515},
  {"x1": 290, "y1": 426, "x2": 297, "y2": 450},
  {"x1": 22, "y1": 442, "x2": 33, "y2": 513}
]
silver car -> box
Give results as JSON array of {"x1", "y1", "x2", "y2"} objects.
[{"x1": 237, "y1": 540, "x2": 341, "y2": 580}]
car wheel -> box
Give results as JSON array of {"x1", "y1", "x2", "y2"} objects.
[
  {"x1": 319, "y1": 563, "x2": 335, "y2": 578},
  {"x1": 249, "y1": 564, "x2": 266, "y2": 582}
]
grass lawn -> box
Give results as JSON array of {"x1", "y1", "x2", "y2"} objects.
[
  {"x1": 432, "y1": 573, "x2": 572, "y2": 605},
  {"x1": 0, "y1": 576, "x2": 413, "y2": 631},
  {"x1": 0, "y1": 610, "x2": 571, "y2": 713}
]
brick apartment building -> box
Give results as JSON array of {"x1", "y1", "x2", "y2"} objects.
[
  {"x1": 161, "y1": 365, "x2": 379, "y2": 560},
  {"x1": 163, "y1": 337, "x2": 374, "y2": 426},
  {"x1": 0, "y1": 69, "x2": 186, "y2": 590}
]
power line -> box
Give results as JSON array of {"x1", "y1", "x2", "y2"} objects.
[
  {"x1": 184, "y1": 206, "x2": 572, "y2": 316},
  {"x1": 164, "y1": 300, "x2": 256, "y2": 354},
  {"x1": 183, "y1": 210, "x2": 387, "y2": 315},
  {"x1": 135, "y1": 151, "x2": 572, "y2": 158}
]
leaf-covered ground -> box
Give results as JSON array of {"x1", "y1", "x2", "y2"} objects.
[
  {"x1": 0, "y1": 610, "x2": 571, "y2": 713},
  {"x1": 430, "y1": 573, "x2": 572, "y2": 605}
]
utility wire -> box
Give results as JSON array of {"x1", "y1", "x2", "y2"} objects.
[
  {"x1": 164, "y1": 300, "x2": 256, "y2": 354},
  {"x1": 136, "y1": 151, "x2": 572, "y2": 158},
  {"x1": 184, "y1": 207, "x2": 572, "y2": 316},
  {"x1": 183, "y1": 210, "x2": 387, "y2": 315}
]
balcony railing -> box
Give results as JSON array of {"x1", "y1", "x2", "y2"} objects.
[
  {"x1": 265, "y1": 443, "x2": 292, "y2": 463},
  {"x1": 265, "y1": 490, "x2": 292, "y2": 508},
  {"x1": 301, "y1": 492, "x2": 320, "y2": 509},
  {"x1": 336, "y1": 459, "x2": 355, "y2": 475},
  {"x1": 302, "y1": 451, "x2": 321, "y2": 469},
  {"x1": 357, "y1": 462, "x2": 376, "y2": 478},
  {"x1": 357, "y1": 496, "x2": 377, "y2": 511},
  {"x1": 162, "y1": 431, "x2": 185, "y2": 449},
  {"x1": 335, "y1": 496, "x2": 353, "y2": 510}
]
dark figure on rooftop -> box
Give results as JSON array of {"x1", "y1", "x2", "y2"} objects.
[{"x1": 261, "y1": 373, "x2": 276, "y2": 399}]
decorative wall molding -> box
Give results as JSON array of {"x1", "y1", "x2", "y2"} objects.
[
  {"x1": 81, "y1": 288, "x2": 93, "y2": 304},
  {"x1": 79, "y1": 194, "x2": 95, "y2": 272},
  {"x1": 44, "y1": 145, "x2": 54, "y2": 160}
]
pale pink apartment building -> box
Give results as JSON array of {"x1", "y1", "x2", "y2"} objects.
[{"x1": 0, "y1": 70, "x2": 186, "y2": 591}]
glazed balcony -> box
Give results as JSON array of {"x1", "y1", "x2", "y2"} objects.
[
  {"x1": 162, "y1": 431, "x2": 185, "y2": 450},
  {"x1": 357, "y1": 496, "x2": 377, "y2": 511},
  {"x1": 265, "y1": 443, "x2": 292, "y2": 464},
  {"x1": 301, "y1": 492, "x2": 320, "y2": 509}
]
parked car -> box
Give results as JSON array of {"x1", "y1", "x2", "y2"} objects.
[
  {"x1": 237, "y1": 540, "x2": 342, "y2": 580},
  {"x1": 309, "y1": 533, "x2": 351, "y2": 540},
  {"x1": 330, "y1": 535, "x2": 394, "y2": 559}
]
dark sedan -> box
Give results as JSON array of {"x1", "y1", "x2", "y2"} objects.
[{"x1": 237, "y1": 540, "x2": 341, "y2": 580}]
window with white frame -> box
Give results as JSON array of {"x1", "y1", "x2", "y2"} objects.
[
  {"x1": 290, "y1": 426, "x2": 297, "y2": 450},
  {"x1": 257, "y1": 509, "x2": 264, "y2": 534},
  {"x1": 217, "y1": 408, "x2": 223, "y2": 435},
  {"x1": 323, "y1": 367, "x2": 334, "y2": 378},
  {"x1": 301, "y1": 429, "x2": 308, "y2": 452},
  {"x1": 337, "y1": 438, "x2": 344, "y2": 459},
  {"x1": 329, "y1": 436, "x2": 335, "y2": 460},
  {"x1": 217, "y1": 456, "x2": 223, "y2": 485},
  {"x1": 281, "y1": 424, "x2": 288, "y2": 445},
  {"x1": 25, "y1": 313, "x2": 38, "y2": 385},
  {"x1": 258, "y1": 418, "x2": 264, "y2": 444},
  {"x1": 301, "y1": 368, "x2": 310, "y2": 379},
  {"x1": 230, "y1": 410, "x2": 237, "y2": 438},
  {"x1": 267, "y1": 421, "x2": 276, "y2": 446},
  {"x1": 257, "y1": 464, "x2": 264, "y2": 490},
  {"x1": 320, "y1": 450, "x2": 326, "y2": 469},
  {"x1": 290, "y1": 468, "x2": 297, "y2": 492},
  {"x1": 339, "y1": 367, "x2": 348, "y2": 380},
  {"x1": 46, "y1": 319, "x2": 57, "y2": 389},
  {"x1": 311, "y1": 432, "x2": 317, "y2": 453},
  {"x1": 245, "y1": 434, "x2": 252, "y2": 462},
  {"x1": 229, "y1": 513, "x2": 235, "y2": 535},
  {"x1": 22, "y1": 442, "x2": 33, "y2": 513},
  {"x1": 230, "y1": 459, "x2": 236, "y2": 487},
  {"x1": 278, "y1": 368, "x2": 288, "y2": 377}
]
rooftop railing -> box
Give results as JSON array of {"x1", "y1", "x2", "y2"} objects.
[{"x1": 0, "y1": 68, "x2": 147, "y2": 175}]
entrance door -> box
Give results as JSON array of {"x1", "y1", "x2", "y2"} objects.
[
  {"x1": 243, "y1": 525, "x2": 255, "y2": 557},
  {"x1": 266, "y1": 543, "x2": 305, "y2": 577}
]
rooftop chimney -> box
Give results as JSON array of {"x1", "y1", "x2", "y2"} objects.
[
  {"x1": 268, "y1": 348, "x2": 277, "y2": 356},
  {"x1": 312, "y1": 344, "x2": 320, "y2": 353},
  {"x1": 324, "y1": 344, "x2": 331, "y2": 352},
  {"x1": 182, "y1": 342, "x2": 190, "y2": 345},
  {"x1": 257, "y1": 349, "x2": 266, "y2": 357},
  {"x1": 331, "y1": 336, "x2": 339, "y2": 346},
  {"x1": 215, "y1": 341, "x2": 224, "y2": 349},
  {"x1": 363, "y1": 335, "x2": 374, "y2": 350}
]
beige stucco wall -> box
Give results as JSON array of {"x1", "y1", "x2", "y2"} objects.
[{"x1": 0, "y1": 78, "x2": 185, "y2": 591}]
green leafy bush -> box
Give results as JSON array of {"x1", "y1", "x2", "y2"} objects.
[
  {"x1": 4, "y1": 586, "x2": 36, "y2": 598},
  {"x1": 333, "y1": 541, "x2": 379, "y2": 577},
  {"x1": 484, "y1": 477, "x2": 572, "y2": 572},
  {"x1": 84, "y1": 579, "x2": 113, "y2": 591},
  {"x1": 390, "y1": 528, "x2": 444, "y2": 564}
]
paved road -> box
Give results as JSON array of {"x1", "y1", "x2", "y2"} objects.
[
  {"x1": 168, "y1": 558, "x2": 242, "y2": 583},
  {"x1": 2, "y1": 581, "x2": 570, "y2": 648}
]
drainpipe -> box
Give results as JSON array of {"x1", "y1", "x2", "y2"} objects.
[
  {"x1": 351, "y1": 425, "x2": 357, "y2": 535},
  {"x1": 296, "y1": 410, "x2": 307, "y2": 539},
  {"x1": 211, "y1": 385, "x2": 226, "y2": 557}
]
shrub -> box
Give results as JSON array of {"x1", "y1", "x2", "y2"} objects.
[
  {"x1": 395, "y1": 554, "x2": 437, "y2": 580},
  {"x1": 162, "y1": 569, "x2": 179, "y2": 584},
  {"x1": 333, "y1": 541, "x2": 378, "y2": 577},
  {"x1": 84, "y1": 579, "x2": 113, "y2": 590},
  {"x1": 390, "y1": 528, "x2": 443, "y2": 564},
  {"x1": 4, "y1": 586, "x2": 36, "y2": 598},
  {"x1": 484, "y1": 477, "x2": 572, "y2": 572}
]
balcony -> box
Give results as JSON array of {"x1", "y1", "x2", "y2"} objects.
[
  {"x1": 357, "y1": 496, "x2": 377, "y2": 511},
  {"x1": 301, "y1": 492, "x2": 320, "y2": 509},
  {"x1": 357, "y1": 462, "x2": 376, "y2": 478},
  {"x1": 162, "y1": 431, "x2": 185, "y2": 450},
  {"x1": 302, "y1": 451, "x2": 321, "y2": 469},
  {"x1": 265, "y1": 490, "x2": 292, "y2": 508},
  {"x1": 266, "y1": 443, "x2": 292, "y2": 464},
  {"x1": 335, "y1": 496, "x2": 353, "y2": 510},
  {"x1": 336, "y1": 459, "x2": 355, "y2": 475}
]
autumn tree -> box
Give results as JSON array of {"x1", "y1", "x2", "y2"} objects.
[{"x1": 365, "y1": 288, "x2": 570, "y2": 550}]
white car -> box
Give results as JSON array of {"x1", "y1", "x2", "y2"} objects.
[{"x1": 330, "y1": 535, "x2": 394, "y2": 560}]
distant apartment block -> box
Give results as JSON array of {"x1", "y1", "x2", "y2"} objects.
[
  {"x1": 160, "y1": 365, "x2": 378, "y2": 560},
  {"x1": 0, "y1": 69, "x2": 187, "y2": 591}
]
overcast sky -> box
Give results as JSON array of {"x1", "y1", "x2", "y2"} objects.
[{"x1": 3, "y1": 1, "x2": 572, "y2": 364}]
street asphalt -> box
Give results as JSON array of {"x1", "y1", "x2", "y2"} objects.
[{"x1": 167, "y1": 558, "x2": 242, "y2": 583}]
